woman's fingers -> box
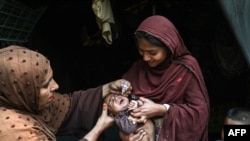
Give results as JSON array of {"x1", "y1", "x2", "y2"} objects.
[
  {"x1": 109, "y1": 79, "x2": 132, "y2": 94},
  {"x1": 97, "y1": 103, "x2": 114, "y2": 128},
  {"x1": 129, "y1": 130, "x2": 146, "y2": 141}
]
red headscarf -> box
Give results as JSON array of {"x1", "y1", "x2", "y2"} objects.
[{"x1": 123, "y1": 15, "x2": 209, "y2": 141}]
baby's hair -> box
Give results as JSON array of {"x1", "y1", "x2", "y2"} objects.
[{"x1": 227, "y1": 107, "x2": 250, "y2": 124}]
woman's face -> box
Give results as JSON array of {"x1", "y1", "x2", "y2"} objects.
[
  {"x1": 39, "y1": 78, "x2": 59, "y2": 110},
  {"x1": 138, "y1": 38, "x2": 167, "y2": 67},
  {"x1": 105, "y1": 94, "x2": 129, "y2": 115}
]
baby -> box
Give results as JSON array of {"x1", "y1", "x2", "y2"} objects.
[
  {"x1": 104, "y1": 93, "x2": 155, "y2": 141},
  {"x1": 221, "y1": 107, "x2": 250, "y2": 141}
]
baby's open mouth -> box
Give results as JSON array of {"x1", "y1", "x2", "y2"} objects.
[{"x1": 119, "y1": 99, "x2": 124, "y2": 105}]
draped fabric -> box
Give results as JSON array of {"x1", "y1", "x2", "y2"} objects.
[
  {"x1": 122, "y1": 15, "x2": 210, "y2": 141},
  {"x1": 219, "y1": 0, "x2": 250, "y2": 67},
  {"x1": 57, "y1": 87, "x2": 104, "y2": 140},
  {"x1": 92, "y1": 0, "x2": 114, "y2": 44},
  {"x1": 0, "y1": 46, "x2": 70, "y2": 140}
]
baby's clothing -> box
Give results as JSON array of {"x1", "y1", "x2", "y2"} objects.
[
  {"x1": 114, "y1": 94, "x2": 143, "y2": 135},
  {"x1": 115, "y1": 110, "x2": 137, "y2": 134}
]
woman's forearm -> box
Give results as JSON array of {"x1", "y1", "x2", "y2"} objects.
[
  {"x1": 81, "y1": 103, "x2": 114, "y2": 141},
  {"x1": 81, "y1": 124, "x2": 104, "y2": 141}
]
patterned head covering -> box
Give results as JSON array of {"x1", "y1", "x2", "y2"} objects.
[
  {"x1": 0, "y1": 45, "x2": 52, "y2": 112},
  {"x1": 0, "y1": 45, "x2": 70, "y2": 140}
]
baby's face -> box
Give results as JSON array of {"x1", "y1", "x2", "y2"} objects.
[{"x1": 104, "y1": 94, "x2": 129, "y2": 115}]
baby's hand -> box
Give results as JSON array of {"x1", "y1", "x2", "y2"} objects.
[{"x1": 128, "y1": 100, "x2": 138, "y2": 110}]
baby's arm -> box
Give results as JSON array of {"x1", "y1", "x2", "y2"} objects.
[{"x1": 115, "y1": 111, "x2": 137, "y2": 135}]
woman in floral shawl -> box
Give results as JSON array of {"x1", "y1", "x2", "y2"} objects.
[{"x1": 0, "y1": 45, "x2": 132, "y2": 141}]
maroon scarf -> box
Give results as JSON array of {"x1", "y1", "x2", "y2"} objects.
[{"x1": 123, "y1": 15, "x2": 209, "y2": 141}]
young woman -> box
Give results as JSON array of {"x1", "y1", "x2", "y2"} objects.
[{"x1": 122, "y1": 15, "x2": 210, "y2": 141}]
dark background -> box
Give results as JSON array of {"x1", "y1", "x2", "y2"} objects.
[{"x1": 1, "y1": 0, "x2": 250, "y2": 140}]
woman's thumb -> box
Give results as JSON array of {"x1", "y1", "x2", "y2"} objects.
[
  {"x1": 138, "y1": 97, "x2": 148, "y2": 102},
  {"x1": 102, "y1": 103, "x2": 108, "y2": 115}
]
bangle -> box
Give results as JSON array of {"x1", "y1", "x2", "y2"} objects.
[{"x1": 163, "y1": 104, "x2": 170, "y2": 111}]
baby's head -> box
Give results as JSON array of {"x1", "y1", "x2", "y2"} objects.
[
  {"x1": 104, "y1": 93, "x2": 130, "y2": 116},
  {"x1": 224, "y1": 107, "x2": 250, "y2": 125},
  {"x1": 221, "y1": 107, "x2": 250, "y2": 141}
]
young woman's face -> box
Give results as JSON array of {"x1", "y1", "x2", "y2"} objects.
[
  {"x1": 138, "y1": 38, "x2": 167, "y2": 67},
  {"x1": 39, "y1": 77, "x2": 59, "y2": 110},
  {"x1": 105, "y1": 94, "x2": 129, "y2": 115}
]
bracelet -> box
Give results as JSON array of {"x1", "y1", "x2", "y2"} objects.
[{"x1": 163, "y1": 104, "x2": 170, "y2": 111}]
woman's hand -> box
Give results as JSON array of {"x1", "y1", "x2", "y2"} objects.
[
  {"x1": 96, "y1": 103, "x2": 114, "y2": 129},
  {"x1": 103, "y1": 79, "x2": 132, "y2": 97},
  {"x1": 109, "y1": 79, "x2": 132, "y2": 95},
  {"x1": 119, "y1": 129, "x2": 146, "y2": 141},
  {"x1": 83, "y1": 103, "x2": 114, "y2": 141},
  {"x1": 130, "y1": 97, "x2": 166, "y2": 122}
]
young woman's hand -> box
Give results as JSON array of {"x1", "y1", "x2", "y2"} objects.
[
  {"x1": 130, "y1": 97, "x2": 166, "y2": 121},
  {"x1": 119, "y1": 129, "x2": 146, "y2": 141}
]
